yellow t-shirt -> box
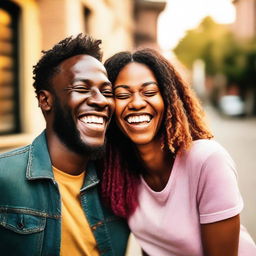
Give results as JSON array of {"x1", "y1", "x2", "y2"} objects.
[{"x1": 53, "y1": 166, "x2": 99, "y2": 256}]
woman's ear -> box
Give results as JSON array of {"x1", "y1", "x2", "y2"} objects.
[{"x1": 38, "y1": 90, "x2": 53, "y2": 112}]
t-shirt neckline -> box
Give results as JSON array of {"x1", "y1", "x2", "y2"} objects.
[{"x1": 140, "y1": 153, "x2": 180, "y2": 196}]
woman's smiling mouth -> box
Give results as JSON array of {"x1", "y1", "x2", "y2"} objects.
[{"x1": 125, "y1": 114, "x2": 152, "y2": 125}]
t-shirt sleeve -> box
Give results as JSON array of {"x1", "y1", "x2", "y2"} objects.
[{"x1": 197, "y1": 148, "x2": 244, "y2": 224}]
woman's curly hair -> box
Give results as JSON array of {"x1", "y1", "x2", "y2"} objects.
[{"x1": 100, "y1": 48, "x2": 213, "y2": 218}]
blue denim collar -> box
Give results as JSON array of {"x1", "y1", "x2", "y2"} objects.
[
  {"x1": 26, "y1": 131, "x2": 54, "y2": 180},
  {"x1": 81, "y1": 161, "x2": 100, "y2": 191},
  {"x1": 25, "y1": 131, "x2": 100, "y2": 189}
]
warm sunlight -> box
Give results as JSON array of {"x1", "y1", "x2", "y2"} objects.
[{"x1": 158, "y1": 0, "x2": 236, "y2": 50}]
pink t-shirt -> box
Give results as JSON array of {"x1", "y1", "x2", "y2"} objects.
[{"x1": 128, "y1": 139, "x2": 256, "y2": 256}]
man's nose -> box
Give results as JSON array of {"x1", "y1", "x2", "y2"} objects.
[
  {"x1": 87, "y1": 88, "x2": 109, "y2": 108},
  {"x1": 128, "y1": 93, "x2": 146, "y2": 110}
]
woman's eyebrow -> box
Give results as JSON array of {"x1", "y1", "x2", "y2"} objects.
[
  {"x1": 142, "y1": 81, "x2": 158, "y2": 87},
  {"x1": 113, "y1": 85, "x2": 130, "y2": 90},
  {"x1": 114, "y1": 82, "x2": 158, "y2": 90}
]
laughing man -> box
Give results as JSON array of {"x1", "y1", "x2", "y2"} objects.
[{"x1": 0, "y1": 34, "x2": 129, "y2": 256}]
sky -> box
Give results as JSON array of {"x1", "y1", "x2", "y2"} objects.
[{"x1": 158, "y1": 0, "x2": 236, "y2": 50}]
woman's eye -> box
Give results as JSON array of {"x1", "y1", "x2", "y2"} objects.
[
  {"x1": 143, "y1": 91, "x2": 157, "y2": 97},
  {"x1": 115, "y1": 93, "x2": 131, "y2": 99}
]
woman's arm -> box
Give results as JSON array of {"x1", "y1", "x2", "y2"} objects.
[{"x1": 201, "y1": 215, "x2": 240, "y2": 256}]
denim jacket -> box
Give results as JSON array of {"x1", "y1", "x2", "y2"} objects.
[{"x1": 0, "y1": 132, "x2": 129, "y2": 256}]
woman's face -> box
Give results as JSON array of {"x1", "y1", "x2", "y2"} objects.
[{"x1": 113, "y1": 62, "x2": 165, "y2": 146}]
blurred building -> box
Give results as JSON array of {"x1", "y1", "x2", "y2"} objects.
[
  {"x1": 0, "y1": 0, "x2": 166, "y2": 152},
  {"x1": 232, "y1": 0, "x2": 256, "y2": 38},
  {"x1": 134, "y1": 0, "x2": 166, "y2": 48},
  {"x1": 232, "y1": 0, "x2": 256, "y2": 116}
]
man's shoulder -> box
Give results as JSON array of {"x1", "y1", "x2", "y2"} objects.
[
  {"x1": 0, "y1": 144, "x2": 31, "y2": 161},
  {"x1": 0, "y1": 145, "x2": 29, "y2": 182},
  {"x1": 0, "y1": 132, "x2": 46, "y2": 163},
  {"x1": 0, "y1": 145, "x2": 31, "y2": 159}
]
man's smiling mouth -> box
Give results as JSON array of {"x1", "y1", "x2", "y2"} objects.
[{"x1": 80, "y1": 115, "x2": 105, "y2": 124}]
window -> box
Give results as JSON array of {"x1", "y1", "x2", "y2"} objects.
[
  {"x1": 0, "y1": 2, "x2": 20, "y2": 134},
  {"x1": 84, "y1": 7, "x2": 92, "y2": 34}
]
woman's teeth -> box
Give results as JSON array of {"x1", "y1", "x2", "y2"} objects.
[{"x1": 127, "y1": 115, "x2": 151, "y2": 124}]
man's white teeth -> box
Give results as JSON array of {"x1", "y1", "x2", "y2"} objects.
[
  {"x1": 127, "y1": 115, "x2": 151, "y2": 124},
  {"x1": 81, "y1": 116, "x2": 104, "y2": 124}
]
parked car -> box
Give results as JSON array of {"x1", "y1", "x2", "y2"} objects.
[{"x1": 218, "y1": 95, "x2": 245, "y2": 116}]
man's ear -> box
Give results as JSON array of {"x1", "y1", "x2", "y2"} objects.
[{"x1": 38, "y1": 90, "x2": 54, "y2": 112}]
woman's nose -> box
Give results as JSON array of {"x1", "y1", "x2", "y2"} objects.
[{"x1": 128, "y1": 93, "x2": 146, "y2": 110}]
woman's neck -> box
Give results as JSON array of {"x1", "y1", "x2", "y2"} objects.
[{"x1": 136, "y1": 139, "x2": 174, "y2": 191}]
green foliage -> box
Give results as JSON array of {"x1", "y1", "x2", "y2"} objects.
[
  {"x1": 219, "y1": 37, "x2": 256, "y2": 89},
  {"x1": 174, "y1": 17, "x2": 229, "y2": 75},
  {"x1": 241, "y1": 39, "x2": 256, "y2": 87},
  {"x1": 174, "y1": 17, "x2": 256, "y2": 89},
  {"x1": 219, "y1": 34, "x2": 245, "y2": 84}
]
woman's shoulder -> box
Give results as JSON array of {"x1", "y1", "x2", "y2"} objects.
[
  {"x1": 180, "y1": 139, "x2": 233, "y2": 168},
  {"x1": 190, "y1": 139, "x2": 228, "y2": 157},
  {"x1": 178, "y1": 139, "x2": 237, "y2": 188}
]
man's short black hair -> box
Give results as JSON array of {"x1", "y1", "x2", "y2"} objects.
[{"x1": 33, "y1": 34, "x2": 102, "y2": 94}]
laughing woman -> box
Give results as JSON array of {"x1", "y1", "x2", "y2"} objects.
[{"x1": 101, "y1": 49, "x2": 256, "y2": 256}]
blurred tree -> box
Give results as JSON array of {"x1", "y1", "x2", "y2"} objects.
[
  {"x1": 220, "y1": 34, "x2": 246, "y2": 87},
  {"x1": 216, "y1": 37, "x2": 256, "y2": 102},
  {"x1": 174, "y1": 17, "x2": 229, "y2": 75},
  {"x1": 174, "y1": 17, "x2": 256, "y2": 114},
  {"x1": 242, "y1": 39, "x2": 256, "y2": 88}
]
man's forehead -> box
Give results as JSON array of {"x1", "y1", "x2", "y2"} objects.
[
  {"x1": 52, "y1": 55, "x2": 110, "y2": 89},
  {"x1": 59, "y1": 54, "x2": 105, "y2": 73}
]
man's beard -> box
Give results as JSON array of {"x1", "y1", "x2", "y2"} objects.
[{"x1": 52, "y1": 98, "x2": 106, "y2": 159}]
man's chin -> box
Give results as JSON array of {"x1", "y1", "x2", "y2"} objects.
[
  {"x1": 87, "y1": 145, "x2": 105, "y2": 160},
  {"x1": 78, "y1": 134, "x2": 106, "y2": 158},
  {"x1": 55, "y1": 131, "x2": 106, "y2": 159},
  {"x1": 51, "y1": 101, "x2": 106, "y2": 159}
]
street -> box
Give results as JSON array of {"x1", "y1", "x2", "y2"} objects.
[{"x1": 205, "y1": 105, "x2": 256, "y2": 241}]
